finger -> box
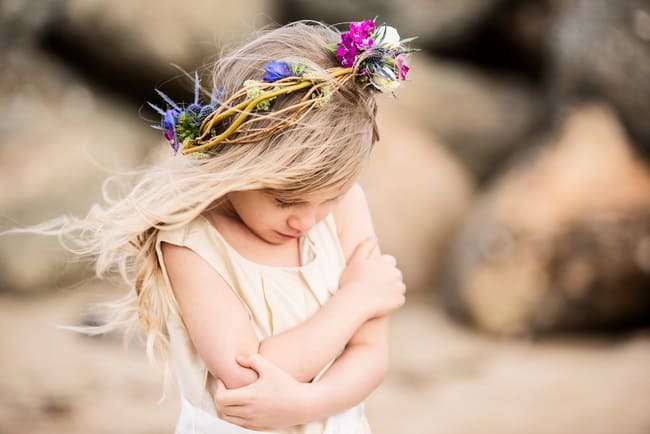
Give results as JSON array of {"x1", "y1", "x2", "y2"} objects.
[
  {"x1": 221, "y1": 403, "x2": 250, "y2": 418},
  {"x1": 215, "y1": 383, "x2": 255, "y2": 407},
  {"x1": 236, "y1": 353, "x2": 267, "y2": 377},
  {"x1": 214, "y1": 378, "x2": 226, "y2": 410},
  {"x1": 220, "y1": 410, "x2": 266, "y2": 431},
  {"x1": 220, "y1": 413, "x2": 250, "y2": 427},
  {"x1": 347, "y1": 237, "x2": 377, "y2": 264},
  {"x1": 382, "y1": 254, "x2": 397, "y2": 267}
]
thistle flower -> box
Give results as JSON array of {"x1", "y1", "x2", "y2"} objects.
[{"x1": 148, "y1": 73, "x2": 222, "y2": 154}]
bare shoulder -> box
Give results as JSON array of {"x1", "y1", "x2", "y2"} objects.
[
  {"x1": 160, "y1": 241, "x2": 216, "y2": 284},
  {"x1": 159, "y1": 241, "x2": 228, "y2": 307},
  {"x1": 332, "y1": 183, "x2": 379, "y2": 259},
  {"x1": 159, "y1": 240, "x2": 235, "y2": 306}
]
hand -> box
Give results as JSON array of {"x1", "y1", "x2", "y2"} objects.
[
  {"x1": 214, "y1": 354, "x2": 314, "y2": 430},
  {"x1": 338, "y1": 237, "x2": 406, "y2": 319}
]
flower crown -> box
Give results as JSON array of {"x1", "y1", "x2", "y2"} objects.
[{"x1": 149, "y1": 19, "x2": 415, "y2": 157}]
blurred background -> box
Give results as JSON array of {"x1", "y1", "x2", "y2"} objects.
[{"x1": 1, "y1": 0, "x2": 650, "y2": 433}]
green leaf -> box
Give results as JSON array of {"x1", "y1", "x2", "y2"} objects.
[
  {"x1": 324, "y1": 43, "x2": 339, "y2": 55},
  {"x1": 290, "y1": 62, "x2": 307, "y2": 76},
  {"x1": 399, "y1": 36, "x2": 418, "y2": 45}
]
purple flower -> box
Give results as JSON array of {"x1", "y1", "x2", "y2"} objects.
[
  {"x1": 263, "y1": 61, "x2": 293, "y2": 82},
  {"x1": 348, "y1": 20, "x2": 375, "y2": 49},
  {"x1": 336, "y1": 19, "x2": 376, "y2": 67},
  {"x1": 336, "y1": 33, "x2": 358, "y2": 67}
]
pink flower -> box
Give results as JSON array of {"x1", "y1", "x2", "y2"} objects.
[{"x1": 396, "y1": 54, "x2": 410, "y2": 80}]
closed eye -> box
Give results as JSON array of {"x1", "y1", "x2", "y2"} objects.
[
  {"x1": 273, "y1": 194, "x2": 343, "y2": 208},
  {"x1": 274, "y1": 198, "x2": 302, "y2": 208}
]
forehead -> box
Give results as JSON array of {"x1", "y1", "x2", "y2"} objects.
[{"x1": 267, "y1": 180, "x2": 353, "y2": 201}]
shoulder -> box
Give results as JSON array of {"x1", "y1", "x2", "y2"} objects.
[
  {"x1": 156, "y1": 215, "x2": 207, "y2": 247},
  {"x1": 332, "y1": 183, "x2": 379, "y2": 259}
]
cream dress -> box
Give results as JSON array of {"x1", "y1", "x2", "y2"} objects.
[{"x1": 155, "y1": 213, "x2": 372, "y2": 434}]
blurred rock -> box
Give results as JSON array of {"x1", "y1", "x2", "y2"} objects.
[
  {"x1": 431, "y1": 0, "x2": 558, "y2": 81},
  {"x1": 0, "y1": 50, "x2": 158, "y2": 293},
  {"x1": 549, "y1": 0, "x2": 650, "y2": 155},
  {"x1": 12, "y1": 0, "x2": 275, "y2": 105},
  {"x1": 443, "y1": 103, "x2": 650, "y2": 335},
  {"x1": 359, "y1": 98, "x2": 475, "y2": 293},
  {"x1": 278, "y1": 0, "x2": 507, "y2": 49},
  {"x1": 0, "y1": 0, "x2": 57, "y2": 48},
  {"x1": 397, "y1": 54, "x2": 545, "y2": 181}
]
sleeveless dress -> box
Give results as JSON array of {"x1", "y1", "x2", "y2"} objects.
[{"x1": 155, "y1": 213, "x2": 372, "y2": 434}]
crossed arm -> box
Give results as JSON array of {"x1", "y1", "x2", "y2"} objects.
[{"x1": 162, "y1": 184, "x2": 402, "y2": 429}]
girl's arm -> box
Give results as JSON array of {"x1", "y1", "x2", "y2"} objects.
[
  {"x1": 214, "y1": 317, "x2": 389, "y2": 430},
  {"x1": 215, "y1": 184, "x2": 398, "y2": 429},
  {"x1": 306, "y1": 182, "x2": 391, "y2": 415},
  {"x1": 162, "y1": 243, "x2": 373, "y2": 388},
  {"x1": 161, "y1": 184, "x2": 403, "y2": 389}
]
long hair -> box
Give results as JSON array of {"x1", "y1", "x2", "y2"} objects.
[{"x1": 17, "y1": 21, "x2": 378, "y2": 386}]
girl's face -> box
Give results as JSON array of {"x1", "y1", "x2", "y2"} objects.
[{"x1": 227, "y1": 183, "x2": 352, "y2": 245}]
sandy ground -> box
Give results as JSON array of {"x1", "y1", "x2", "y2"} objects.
[{"x1": 1, "y1": 284, "x2": 649, "y2": 434}]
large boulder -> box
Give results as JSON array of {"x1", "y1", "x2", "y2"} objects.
[
  {"x1": 443, "y1": 103, "x2": 650, "y2": 335},
  {"x1": 0, "y1": 51, "x2": 157, "y2": 293},
  {"x1": 4, "y1": 0, "x2": 275, "y2": 105},
  {"x1": 359, "y1": 97, "x2": 475, "y2": 294},
  {"x1": 397, "y1": 54, "x2": 544, "y2": 181},
  {"x1": 549, "y1": 0, "x2": 650, "y2": 155}
]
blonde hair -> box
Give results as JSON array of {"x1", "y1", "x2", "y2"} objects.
[{"x1": 25, "y1": 21, "x2": 378, "y2": 385}]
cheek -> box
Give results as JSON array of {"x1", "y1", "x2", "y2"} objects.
[{"x1": 316, "y1": 204, "x2": 335, "y2": 221}]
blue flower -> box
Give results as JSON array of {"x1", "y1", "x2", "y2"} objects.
[
  {"x1": 262, "y1": 61, "x2": 293, "y2": 82},
  {"x1": 162, "y1": 110, "x2": 179, "y2": 131}
]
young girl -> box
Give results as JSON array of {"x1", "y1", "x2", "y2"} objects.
[{"x1": 44, "y1": 19, "x2": 412, "y2": 433}]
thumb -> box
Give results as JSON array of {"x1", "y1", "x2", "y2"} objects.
[
  {"x1": 347, "y1": 237, "x2": 377, "y2": 264},
  {"x1": 236, "y1": 353, "x2": 267, "y2": 377}
]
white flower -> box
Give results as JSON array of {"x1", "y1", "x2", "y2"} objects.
[
  {"x1": 375, "y1": 25, "x2": 401, "y2": 50},
  {"x1": 370, "y1": 67, "x2": 400, "y2": 92}
]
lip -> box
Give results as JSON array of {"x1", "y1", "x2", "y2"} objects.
[{"x1": 276, "y1": 231, "x2": 300, "y2": 239}]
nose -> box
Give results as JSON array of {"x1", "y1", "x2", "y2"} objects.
[{"x1": 287, "y1": 209, "x2": 317, "y2": 233}]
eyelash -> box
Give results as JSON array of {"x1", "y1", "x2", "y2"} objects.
[
  {"x1": 274, "y1": 199, "x2": 298, "y2": 208},
  {"x1": 274, "y1": 197, "x2": 340, "y2": 208}
]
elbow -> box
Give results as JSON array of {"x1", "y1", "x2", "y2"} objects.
[
  {"x1": 364, "y1": 342, "x2": 390, "y2": 385},
  {"x1": 374, "y1": 347, "x2": 390, "y2": 383},
  {"x1": 257, "y1": 340, "x2": 315, "y2": 383},
  {"x1": 348, "y1": 341, "x2": 390, "y2": 386},
  {"x1": 209, "y1": 360, "x2": 259, "y2": 390}
]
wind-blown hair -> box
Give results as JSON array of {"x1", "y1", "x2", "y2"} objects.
[{"x1": 22, "y1": 21, "x2": 378, "y2": 385}]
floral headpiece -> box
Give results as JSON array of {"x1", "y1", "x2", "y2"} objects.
[{"x1": 149, "y1": 19, "x2": 415, "y2": 157}]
